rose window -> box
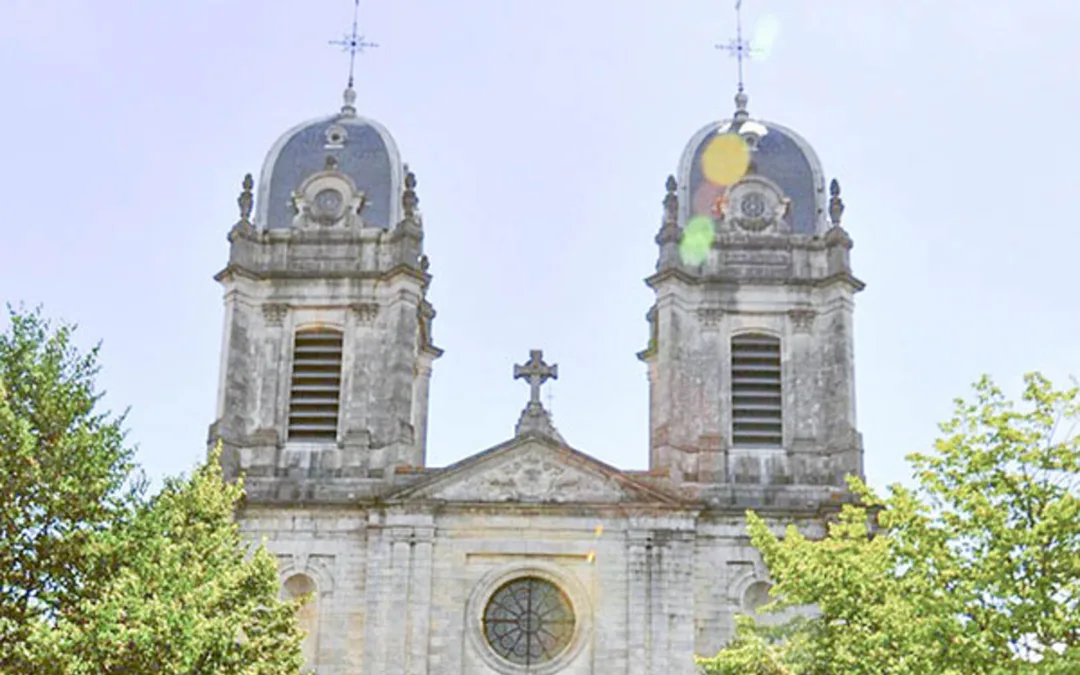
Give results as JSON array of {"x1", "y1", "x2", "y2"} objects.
[{"x1": 482, "y1": 577, "x2": 575, "y2": 666}]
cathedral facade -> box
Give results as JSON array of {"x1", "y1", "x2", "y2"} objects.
[{"x1": 208, "y1": 81, "x2": 864, "y2": 674}]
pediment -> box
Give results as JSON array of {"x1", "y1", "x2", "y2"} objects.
[{"x1": 389, "y1": 434, "x2": 683, "y2": 506}]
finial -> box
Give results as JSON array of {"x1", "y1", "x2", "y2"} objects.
[
  {"x1": 514, "y1": 350, "x2": 558, "y2": 407},
  {"x1": 330, "y1": 0, "x2": 378, "y2": 116},
  {"x1": 236, "y1": 173, "x2": 254, "y2": 229},
  {"x1": 663, "y1": 175, "x2": 679, "y2": 224},
  {"x1": 512, "y1": 350, "x2": 565, "y2": 441},
  {"x1": 828, "y1": 178, "x2": 845, "y2": 226},
  {"x1": 717, "y1": 1, "x2": 759, "y2": 121},
  {"x1": 342, "y1": 85, "x2": 357, "y2": 117},
  {"x1": 402, "y1": 165, "x2": 419, "y2": 219}
]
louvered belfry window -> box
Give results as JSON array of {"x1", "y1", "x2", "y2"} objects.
[
  {"x1": 731, "y1": 333, "x2": 783, "y2": 447},
  {"x1": 287, "y1": 329, "x2": 343, "y2": 441}
]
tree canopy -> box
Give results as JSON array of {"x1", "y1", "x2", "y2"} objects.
[
  {"x1": 0, "y1": 306, "x2": 305, "y2": 674},
  {"x1": 700, "y1": 373, "x2": 1080, "y2": 674}
]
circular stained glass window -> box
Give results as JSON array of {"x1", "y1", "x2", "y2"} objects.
[{"x1": 482, "y1": 577, "x2": 575, "y2": 666}]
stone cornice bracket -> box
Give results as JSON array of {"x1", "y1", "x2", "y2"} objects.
[
  {"x1": 788, "y1": 308, "x2": 817, "y2": 334},
  {"x1": 824, "y1": 223, "x2": 853, "y2": 249},
  {"x1": 697, "y1": 308, "x2": 724, "y2": 330},
  {"x1": 350, "y1": 302, "x2": 379, "y2": 325},
  {"x1": 262, "y1": 303, "x2": 288, "y2": 326}
]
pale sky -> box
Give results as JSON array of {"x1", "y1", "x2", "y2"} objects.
[{"x1": 2, "y1": 0, "x2": 1077, "y2": 491}]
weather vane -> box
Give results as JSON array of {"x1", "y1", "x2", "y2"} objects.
[
  {"x1": 715, "y1": 0, "x2": 760, "y2": 95},
  {"x1": 329, "y1": 0, "x2": 379, "y2": 89}
]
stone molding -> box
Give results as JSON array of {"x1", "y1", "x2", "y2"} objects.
[
  {"x1": 697, "y1": 308, "x2": 724, "y2": 329},
  {"x1": 788, "y1": 308, "x2": 817, "y2": 333},
  {"x1": 349, "y1": 302, "x2": 379, "y2": 324},
  {"x1": 262, "y1": 303, "x2": 288, "y2": 326}
]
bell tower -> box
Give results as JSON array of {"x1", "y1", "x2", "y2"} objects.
[
  {"x1": 639, "y1": 89, "x2": 864, "y2": 501},
  {"x1": 207, "y1": 87, "x2": 442, "y2": 502}
]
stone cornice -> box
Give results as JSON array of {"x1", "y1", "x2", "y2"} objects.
[
  {"x1": 643, "y1": 268, "x2": 865, "y2": 291},
  {"x1": 213, "y1": 262, "x2": 427, "y2": 283}
]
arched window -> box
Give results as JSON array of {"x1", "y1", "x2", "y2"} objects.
[
  {"x1": 287, "y1": 329, "x2": 344, "y2": 441},
  {"x1": 742, "y1": 580, "x2": 772, "y2": 614},
  {"x1": 731, "y1": 333, "x2": 782, "y2": 447},
  {"x1": 283, "y1": 573, "x2": 319, "y2": 667}
]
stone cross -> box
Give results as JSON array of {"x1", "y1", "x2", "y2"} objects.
[{"x1": 513, "y1": 350, "x2": 558, "y2": 406}]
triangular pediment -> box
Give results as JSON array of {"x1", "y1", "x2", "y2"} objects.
[{"x1": 388, "y1": 434, "x2": 684, "y2": 506}]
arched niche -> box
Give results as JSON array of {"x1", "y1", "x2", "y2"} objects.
[{"x1": 282, "y1": 573, "x2": 320, "y2": 669}]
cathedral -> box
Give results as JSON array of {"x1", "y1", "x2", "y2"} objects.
[{"x1": 207, "y1": 51, "x2": 864, "y2": 673}]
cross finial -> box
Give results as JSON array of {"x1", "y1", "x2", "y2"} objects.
[
  {"x1": 715, "y1": 0, "x2": 760, "y2": 119},
  {"x1": 329, "y1": 0, "x2": 379, "y2": 116},
  {"x1": 513, "y1": 350, "x2": 558, "y2": 407}
]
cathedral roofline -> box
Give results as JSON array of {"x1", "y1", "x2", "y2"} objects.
[{"x1": 384, "y1": 432, "x2": 689, "y2": 507}]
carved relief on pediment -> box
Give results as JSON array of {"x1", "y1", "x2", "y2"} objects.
[{"x1": 427, "y1": 449, "x2": 628, "y2": 504}]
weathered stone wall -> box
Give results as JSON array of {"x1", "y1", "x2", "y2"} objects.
[
  {"x1": 239, "y1": 502, "x2": 828, "y2": 674},
  {"x1": 643, "y1": 227, "x2": 864, "y2": 490},
  {"x1": 210, "y1": 212, "x2": 440, "y2": 495}
]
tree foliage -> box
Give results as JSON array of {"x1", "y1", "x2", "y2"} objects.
[
  {"x1": 0, "y1": 306, "x2": 305, "y2": 673},
  {"x1": 699, "y1": 373, "x2": 1080, "y2": 674}
]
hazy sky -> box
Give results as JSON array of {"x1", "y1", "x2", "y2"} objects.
[{"x1": 2, "y1": 0, "x2": 1077, "y2": 491}]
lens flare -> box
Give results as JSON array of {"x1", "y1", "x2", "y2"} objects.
[
  {"x1": 700, "y1": 133, "x2": 749, "y2": 186},
  {"x1": 692, "y1": 181, "x2": 726, "y2": 218},
  {"x1": 679, "y1": 215, "x2": 716, "y2": 266},
  {"x1": 752, "y1": 14, "x2": 781, "y2": 59}
]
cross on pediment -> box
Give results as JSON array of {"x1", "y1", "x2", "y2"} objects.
[{"x1": 514, "y1": 350, "x2": 558, "y2": 406}]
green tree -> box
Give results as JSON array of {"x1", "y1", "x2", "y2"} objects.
[
  {"x1": 1, "y1": 307, "x2": 305, "y2": 673},
  {"x1": 0, "y1": 306, "x2": 139, "y2": 660},
  {"x1": 699, "y1": 373, "x2": 1080, "y2": 674},
  {"x1": 26, "y1": 448, "x2": 307, "y2": 675}
]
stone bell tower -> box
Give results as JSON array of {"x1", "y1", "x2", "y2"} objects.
[
  {"x1": 639, "y1": 90, "x2": 864, "y2": 503},
  {"x1": 208, "y1": 86, "x2": 442, "y2": 502}
]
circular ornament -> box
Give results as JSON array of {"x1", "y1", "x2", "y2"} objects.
[
  {"x1": 740, "y1": 192, "x2": 767, "y2": 219},
  {"x1": 482, "y1": 577, "x2": 575, "y2": 667}
]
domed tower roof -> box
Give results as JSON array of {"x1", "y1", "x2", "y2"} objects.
[
  {"x1": 676, "y1": 92, "x2": 828, "y2": 236},
  {"x1": 253, "y1": 87, "x2": 404, "y2": 230}
]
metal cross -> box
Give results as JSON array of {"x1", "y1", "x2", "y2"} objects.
[
  {"x1": 329, "y1": 0, "x2": 379, "y2": 88},
  {"x1": 715, "y1": 0, "x2": 761, "y2": 94},
  {"x1": 514, "y1": 350, "x2": 558, "y2": 406}
]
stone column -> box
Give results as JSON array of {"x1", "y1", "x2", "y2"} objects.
[
  {"x1": 362, "y1": 522, "x2": 391, "y2": 673},
  {"x1": 385, "y1": 530, "x2": 412, "y2": 672},
  {"x1": 665, "y1": 533, "x2": 697, "y2": 675},
  {"x1": 411, "y1": 357, "x2": 436, "y2": 467},
  {"x1": 787, "y1": 308, "x2": 817, "y2": 483},
  {"x1": 626, "y1": 532, "x2": 650, "y2": 675},
  {"x1": 648, "y1": 540, "x2": 669, "y2": 675},
  {"x1": 406, "y1": 529, "x2": 434, "y2": 675}
]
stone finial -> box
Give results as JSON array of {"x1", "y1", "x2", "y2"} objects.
[
  {"x1": 236, "y1": 173, "x2": 254, "y2": 228},
  {"x1": 512, "y1": 350, "x2": 564, "y2": 441},
  {"x1": 341, "y1": 84, "x2": 357, "y2": 117},
  {"x1": 734, "y1": 89, "x2": 749, "y2": 122},
  {"x1": 828, "y1": 178, "x2": 845, "y2": 227},
  {"x1": 656, "y1": 176, "x2": 680, "y2": 245},
  {"x1": 402, "y1": 165, "x2": 419, "y2": 219},
  {"x1": 663, "y1": 175, "x2": 678, "y2": 223}
]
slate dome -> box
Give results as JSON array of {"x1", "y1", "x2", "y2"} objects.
[
  {"x1": 254, "y1": 88, "x2": 403, "y2": 230},
  {"x1": 678, "y1": 93, "x2": 828, "y2": 236}
]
